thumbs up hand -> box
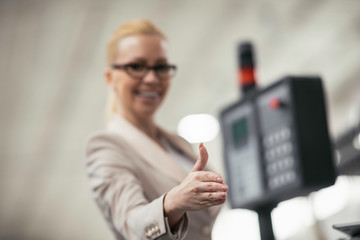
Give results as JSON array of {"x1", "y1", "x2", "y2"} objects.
[
  {"x1": 164, "y1": 143, "x2": 228, "y2": 227},
  {"x1": 191, "y1": 142, "x2": 208, "y2": 172}
]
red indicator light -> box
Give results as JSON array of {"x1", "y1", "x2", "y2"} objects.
[
  {"x1": 238, "y1": 67, "x2": 256, "y2": 85},
  {"x1": 269, "y1": 98, "x2": 281, "y2": 109}
]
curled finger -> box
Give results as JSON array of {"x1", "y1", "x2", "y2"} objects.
[
  {"x1": 195, "y1": 182, "x2": 228, "y2": 193},
  {"x1": 198, "y1": 171, "x2": 224, "y2": 183},
  {"x1": 200, "y1": 191, "x2": 227, "y2": 202}
]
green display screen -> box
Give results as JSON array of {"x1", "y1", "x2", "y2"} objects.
[{"x1": 232, "y1": 118, "x2": 248, "y2": 147}]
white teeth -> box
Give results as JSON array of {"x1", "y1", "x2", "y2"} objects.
[{"x1": 138, "y1": 92, "x2": 159, "y2": 98}]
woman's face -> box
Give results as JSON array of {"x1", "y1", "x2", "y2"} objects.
[{"x1": 106, "y1": 34, "x2": 171, "y2": 121}]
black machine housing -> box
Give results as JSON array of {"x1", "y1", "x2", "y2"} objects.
[{"x1": 220, "y1": 76, "x2": 336, "y2": 210}]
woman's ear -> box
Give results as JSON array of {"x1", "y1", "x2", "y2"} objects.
[{"x1": 104, "y1": 68, "x2": 115, "y2": 88}]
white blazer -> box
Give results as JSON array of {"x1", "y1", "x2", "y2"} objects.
[{"x1": 85, "y1": 114, "x2": 220, "y2": 240}]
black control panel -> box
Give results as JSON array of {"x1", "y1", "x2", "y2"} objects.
[{"x1": 220, "y1": 76, "x2": 336, "y2": 210}]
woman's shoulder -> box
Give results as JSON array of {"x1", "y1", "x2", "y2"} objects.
[{"x1": 85, "y1": 129, "x2": 130, "y2": 155}]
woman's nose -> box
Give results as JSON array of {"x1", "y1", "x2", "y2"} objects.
[{"x1": 142, "y1": 69, "x2": 159, "y2": 84}]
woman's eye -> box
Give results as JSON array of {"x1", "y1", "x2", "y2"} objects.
[
  {"x1": 128, "y1": 64, "x2": 145, "y2": 71},
  {"x1": 155, "y1": 65, "x2": 170, "y2": 72}
]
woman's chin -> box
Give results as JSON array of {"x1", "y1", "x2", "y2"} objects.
[
  {"x1": 135, "y1": 104, "x2": 159, "y2": 118},
  {"x1": 130, "y1": 95, "x2": 163, "y2": 118},
  {"x1": 137, "y1": 96, "x2": 161, "y2": 108}
]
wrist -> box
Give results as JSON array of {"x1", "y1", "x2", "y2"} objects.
[{"x1": 164, "y1": 188, "x2": 185, "y2": 227}]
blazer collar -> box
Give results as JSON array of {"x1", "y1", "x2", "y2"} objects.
[{"x1": 107, "y1": 114, "x2": 191, "y2": 183}]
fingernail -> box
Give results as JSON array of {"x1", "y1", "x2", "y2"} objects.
[
  {"x1": 199, "y1": 142, "x2": 204, "y2": 148},
  {"x1": 221, "y1": 185, "x2": 228, "y2": 191},
  {"x1": 216, "y1": 177, "x2": 223, "y2": 182}
]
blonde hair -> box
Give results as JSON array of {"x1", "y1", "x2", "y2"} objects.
[{"x1": 106, "y1": 19, "x2": 167, "y2": 122}]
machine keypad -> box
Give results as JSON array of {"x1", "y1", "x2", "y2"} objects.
[{"x1": 263, "y1": 127, "x2": 297, "y2": 190}]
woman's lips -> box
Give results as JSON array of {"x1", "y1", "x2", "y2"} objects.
[
  {"x1": 136, "y1": 91, "x2": 159, "y2": 98},
  {"x1": 135, "y1": 91, "x2": 161, "y2": 105}
]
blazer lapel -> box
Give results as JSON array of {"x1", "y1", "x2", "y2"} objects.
[
  {"x1": 158, "y1": 128, "x2": 198, "y2": 162},
  {"x1": 107, "y1": 114, "x2": 188, "y2": 183}
]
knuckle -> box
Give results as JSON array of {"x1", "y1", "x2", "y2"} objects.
[
  {"x1": 193, "y1": 173, "x2": 201, "y2": 181},
  {"x1": 207, "y1": 172, "x2": 215, "y2": 180},
  {"x1": 208, "y1": 193, "x2": 214, "y2": 200},
  {"x1": 192, "y1": 186, "x2": 199, "y2": 192},
  {"x1": 209, "y1": 172, "x2": 221, "y2": 181}
]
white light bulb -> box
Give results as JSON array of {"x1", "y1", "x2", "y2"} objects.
[{"x1": 177, "y1": 114, "x2": 220, "y2": 144}]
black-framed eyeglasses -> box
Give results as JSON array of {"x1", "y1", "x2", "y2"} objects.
[{"x1": 112, "y1": 63, "x2": 177, "y2": 80}]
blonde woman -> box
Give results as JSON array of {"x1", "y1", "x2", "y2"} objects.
[{"x1": 85, "y1": 19, "x2": 228, "y2": 240}]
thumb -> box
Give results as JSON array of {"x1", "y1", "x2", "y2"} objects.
[{"x1": 191, "y1": 142, "x2": 208, "y2": 172}]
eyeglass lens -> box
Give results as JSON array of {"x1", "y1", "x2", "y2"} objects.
[{"x1": 126, "y1": 64, "x2": 176, "y2": 79}]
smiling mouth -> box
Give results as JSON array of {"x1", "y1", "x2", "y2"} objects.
[{"x1": 136, "y1": 91, "x2": 160, "y2": 99}]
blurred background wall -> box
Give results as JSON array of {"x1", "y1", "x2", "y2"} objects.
[{"x1": 1, "y1": 0, "x2": 360, "y2": 239}]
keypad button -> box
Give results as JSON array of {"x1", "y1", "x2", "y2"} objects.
[
  {"x1": 281, "y1": 128, "x2": 291, "y2": 140},
  {"x1": 266, "y1": 163, "x2": 277, "y2": 176},
  {"x1": 265, "y1": 149, "x2": 274, "y2": 162},
  {"x1": 274, "y1": 146, "x2": 281, "y2": 156},
  {"x1": 283, "y1": 143, "x2": 292, "y2": 154},
  {"x1": 285, "y1": 171, "x2": 296, "y2": 182},
  {"x1": 264, "y1": 134, "x2": 275, "y2": 147},
  {"x1": 268, "y1": 177, "x2": 278, "y2": 189},
  {"x1": 283, "y1": 157, "x2": 294, "y2": 168},
  {"x1": 274, "y1": 133, "x2": 280, "y2": 143}
]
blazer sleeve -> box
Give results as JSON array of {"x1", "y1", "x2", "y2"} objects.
[{"x1": 85, "y1": 132, "x2": 189, "y2": 240}]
